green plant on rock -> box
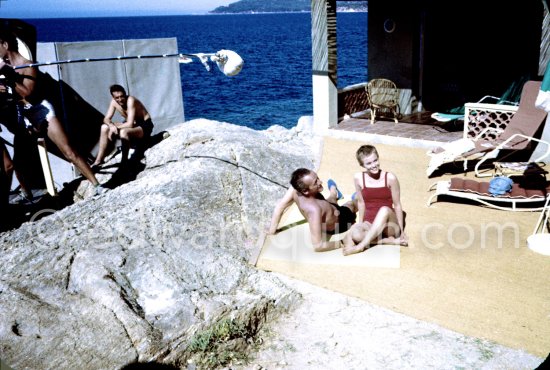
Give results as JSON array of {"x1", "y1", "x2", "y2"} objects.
[{"x1": 187, "y1": 318, "x2": 255, "y2": 368}]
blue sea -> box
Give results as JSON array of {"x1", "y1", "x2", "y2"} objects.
[{"x1": 24, "y1": 13, "x2": 367, "y2": 130}]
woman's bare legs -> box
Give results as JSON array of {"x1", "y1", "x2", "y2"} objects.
[
  {"x1": 1, "y1": 142, "x2": 13, "y2": 189},
  {"x1": 343, "y1": 222, "x2": 370, "y2": 251},
  {"x1": 342, "y1": 206, "x2": 404, "y2": 256},
  {"x1": 1, "y1": 142, "x2": 12, "y2": 202},
  {"x1": 46, "y1": 117, "x2": 100, "y2": 186},
  {"x1": 2, "y1": 140, "x2": 34, "y2": 199}
]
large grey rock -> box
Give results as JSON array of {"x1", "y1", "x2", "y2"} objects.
[{"x1": 0, "y1": 118, "x2": 321, "y2": 369}]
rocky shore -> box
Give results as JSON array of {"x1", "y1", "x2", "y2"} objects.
[
  {"x1": 0, "y1": 118, "x2": 544, "y2": 369},
  {"x1": 0, "y1": 118, "x2": 320, "y2": 369}
]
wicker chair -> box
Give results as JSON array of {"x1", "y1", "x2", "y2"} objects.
[{"x1": 366, "y1": 78, "x2": 400, "y2": 124}]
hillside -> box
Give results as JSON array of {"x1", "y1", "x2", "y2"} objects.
[{"x1": 210, "y1": 0, "x2": 368, "y2": 14}]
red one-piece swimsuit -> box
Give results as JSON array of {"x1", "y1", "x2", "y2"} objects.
[{"x1": 360, "y1": 171, "x2": 394, "y2": 223}]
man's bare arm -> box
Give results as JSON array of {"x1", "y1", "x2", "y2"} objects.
[
  {"x1": 103, "y1": 100, "x2": 117, "y2": 125},
  {"x1": 267, "y1": 187, "x2": 296, "y2": 234},
  {"x1": 307, "y1": 208, "x2": 343, "y2": 252}
]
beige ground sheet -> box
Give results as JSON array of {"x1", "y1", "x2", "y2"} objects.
[
  {"x1": 256, "y1": 137, "x2": 550, "y2": 357},
  {"x1": 259, "y1": 198, "x2": 401, "y2": 268}
]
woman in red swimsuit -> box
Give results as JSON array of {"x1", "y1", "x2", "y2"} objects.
[{"x1": 343, "y1": 145, "x2": 407, "y2": 255}]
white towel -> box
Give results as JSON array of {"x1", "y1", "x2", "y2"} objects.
[{"x1": 426, "y1": 138, "x2": 475, "y2": 176}]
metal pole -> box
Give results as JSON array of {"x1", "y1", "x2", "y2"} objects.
[
  {"x1": 13, "y1": 49, "x2": 244, "y2": 76},
  {"x1": 13, "y1": 52, "x2": 208, "y2": 69}
]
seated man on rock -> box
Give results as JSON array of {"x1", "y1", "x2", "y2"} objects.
[
  {"x1": 92, "y1": 84, "x2": 154, "y2": 169},
  {"x1": 268, "y1": 168, "x2": 357, "y2": 252}
]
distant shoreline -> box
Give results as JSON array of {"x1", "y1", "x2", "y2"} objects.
[
  {"x1": 24, "y1": 10, "x2": 367, "y2": 21},
  {"x1": 25, "y1": 11, "x2": 367, "y2": 21},
  {"x1": 208, "y1": 10, "x2": 368, "y2": 15}
]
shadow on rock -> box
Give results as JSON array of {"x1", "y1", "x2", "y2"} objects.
[
  {"x1": 0, "y1": 131, "x2": 168, "y2": 233},
  {"x1": 99, "y1": 131, "x2": 166, "y2": 190},
  {"x1": 101, "y1": 158, "x2": 146, "y2": 190},
  {"x1": 0, "y1": 179, "x2": 84, "y2": 232},
  {"x1": 119, "y1": 361, "x2": 180, "y2": 370}
]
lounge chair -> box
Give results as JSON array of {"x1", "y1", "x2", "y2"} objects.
[
  {"x1": 431, "y1": 76, "x2": 527, "y2": 123},
  {"x1": 431, "y1": 95, "x2": 520, "y2": 123},
  {"x1": 366, "y1": 78, "x2": 400, "y2": 124},
  {"x1": 427, "y1": 177, "x2": 550, "y2": 211},
  {"x1": 527, "y1": 194, "x2": 550, "y2": 255},
  {"x1": 427, "y1": 81, "x2": 549, "y2": 177}
]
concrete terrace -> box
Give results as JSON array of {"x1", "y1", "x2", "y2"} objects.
[{"x1": 326, "y1": 111, "x2": 464, "y2": 149}]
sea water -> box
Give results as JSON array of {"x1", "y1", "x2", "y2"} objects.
[{"x1": 25, "y1": 13, "x2": 367, "y2": 130}]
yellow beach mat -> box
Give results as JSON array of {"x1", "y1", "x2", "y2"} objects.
[
  {"x1": 256, "y1": 137, "x2": 550, "y2": 357},
  {"x1": 258, "y1": 202, "x2": 400, "y2": 268}
]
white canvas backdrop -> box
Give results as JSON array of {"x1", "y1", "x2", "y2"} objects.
[
  {"x1": 3, "y1": 38, "x2": 185, "y2": 190},
  {"x1": 53, "y1": 37, "x2": 184, "y2": 134}
]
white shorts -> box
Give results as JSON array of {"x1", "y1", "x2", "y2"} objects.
[{"x1": 22, "y1": 100, "x2": 56, "y2": 130}]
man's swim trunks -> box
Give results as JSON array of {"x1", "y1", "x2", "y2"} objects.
[
  {"x1": 136, "y1": 118, "x2": 154, "y2": 137},
  {"x1": 327, "y1": 203, "x2": 357, "y2": 234}
]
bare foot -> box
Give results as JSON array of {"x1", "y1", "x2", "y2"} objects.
[
  {"x1": 377, "y1": 237, "x2": 408, "y2": 247},
  {"x1": 342, "y1": 244, "x2": 365, "y2": 256}
]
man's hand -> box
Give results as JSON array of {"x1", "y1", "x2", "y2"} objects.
[
  {"x1": 266, "y1": 226, "x2": 277, "y2": 235},
  {"x1": 107, "y1": 123, "x2": 119, "y2": 140},
  {"x1": 268, "y1": 187, "x2": 295, "y2": 237},
  {"x1": 313, "y1": 239, "x2": 344, "y2": 253}
]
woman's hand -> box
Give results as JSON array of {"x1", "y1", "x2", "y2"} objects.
[{"x1": 398, "y1": 233, "x2": 409, "y2": 246}]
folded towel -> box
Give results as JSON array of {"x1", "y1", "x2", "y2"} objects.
[{"x1": 426, "y1": 138, "x2": 476, "y2": 176}]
